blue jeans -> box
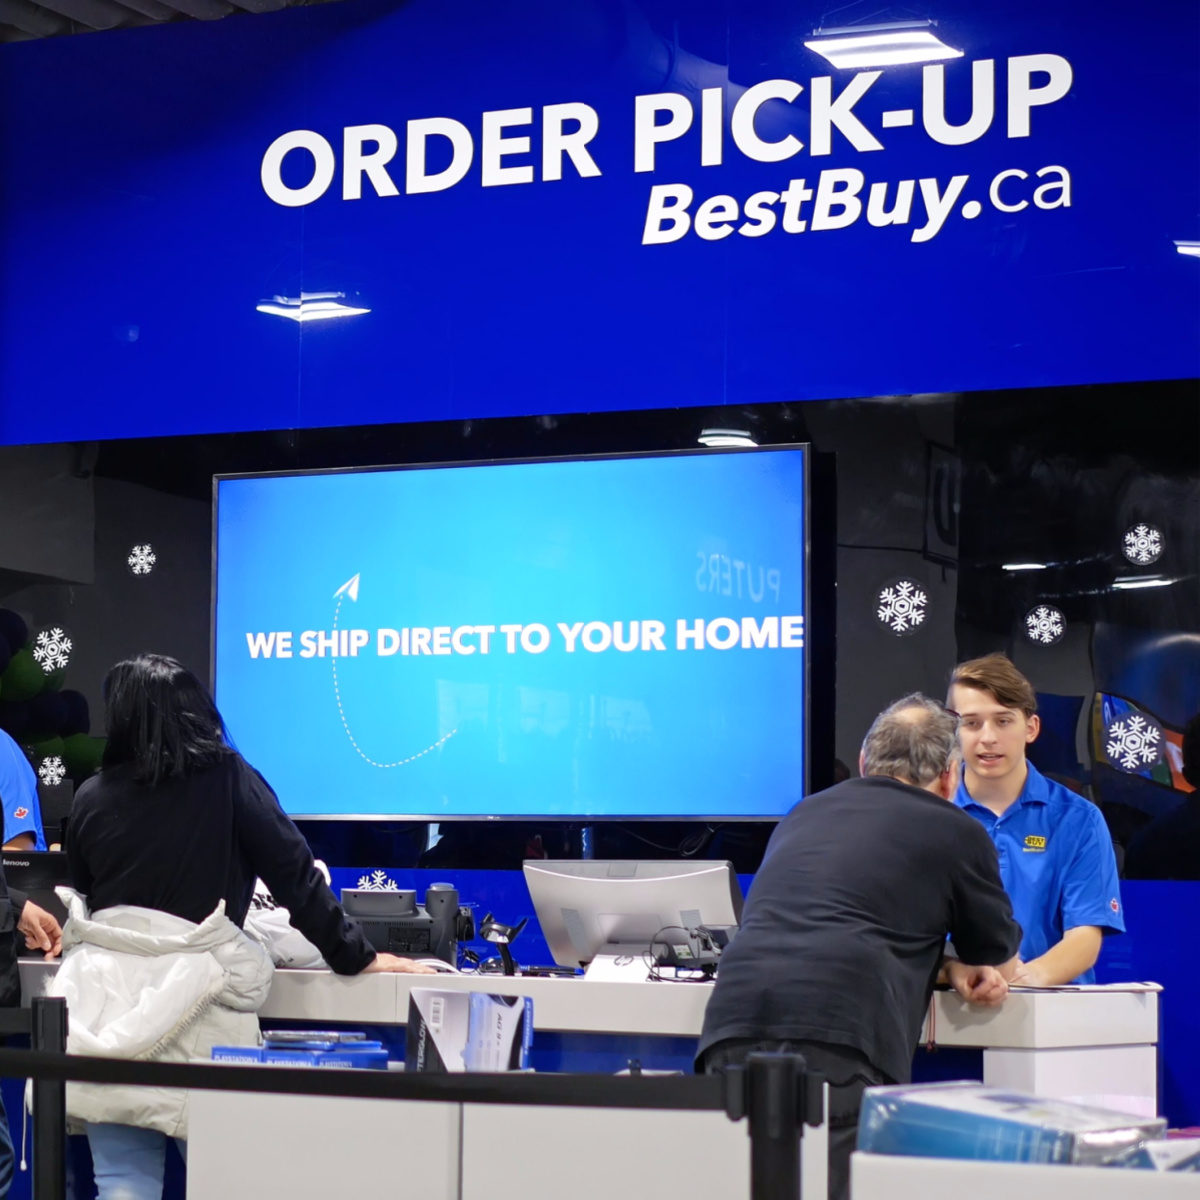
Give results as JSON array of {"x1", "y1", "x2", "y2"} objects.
[{"x1": 85, "y1": 1125, "x2": 185, "y2": 1200}]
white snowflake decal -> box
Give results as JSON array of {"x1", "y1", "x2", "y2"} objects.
[
  {"x1": 1123, "y1": 524, "x2": 1163, "y2": 566},
  {"x1": 1105, "y1": 714, "x2": 1165, "y2": 772},
  {"x1": 127, "y1": 544, "x2": 157, "y2": 575},
  {"x1": 1025, "y1": 605, "x2": 1065, "y2": 645},
  {"x1": 355, "y1": 869, "x2": 400, "y2": 892},
  {"x1": 32, "y1": 628, "x2": 72, "y2": 673},
  {"x1": 38, "y1": 756, "x2": 66, "y2": 787},
  {"x1": 876, "y1": 579, "x2": 928, "y2": 635}
]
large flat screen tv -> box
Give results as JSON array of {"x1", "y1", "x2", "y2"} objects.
[{"x1": 213, "y1": 447, "x2": 808, "y2": 819}]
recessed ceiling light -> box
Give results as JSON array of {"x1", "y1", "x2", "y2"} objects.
[
  {"x1": 1113, "y1": 576, "x2": 1175, "y2": 591},
  {"x1": 805, "y1": 22, "x2": 962, "y2": 70},
  {"x1": 256, "y1": 292, "x2": 370, "y2": 323},
  {"x1": 698, "y1": 428, "x2": 757, "y2": 448}
]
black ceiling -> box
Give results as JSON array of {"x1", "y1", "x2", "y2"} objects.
[{"x1": 0, "y1": 0, "x2": 339, "y2": 43}]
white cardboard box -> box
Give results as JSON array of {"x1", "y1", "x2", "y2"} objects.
[{"x1": 851, "y1": 1151, "x2": 1197, "y2": 1199}]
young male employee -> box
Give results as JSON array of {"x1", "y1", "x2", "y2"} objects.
[{"x1": 949, "y1": 654, "x2": 1124, "y2": 985}]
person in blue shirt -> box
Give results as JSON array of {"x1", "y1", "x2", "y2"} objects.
[
  {"x1": 0, "y1": 728, "x2": 46, "y2": 851},
  {"x1": 948, "y1": 654, "x2": 1124, "y2": 986}
]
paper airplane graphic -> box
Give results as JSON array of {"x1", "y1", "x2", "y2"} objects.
[{"x1": 334, "y1": 573, "x2": 360, "y2": 602}]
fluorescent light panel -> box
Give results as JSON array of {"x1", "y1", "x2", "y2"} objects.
[
  {"x1": 1113, "y1": 576, "x2": 1174, "y2": 590},
  {"x1": 256, "y1": 293, "x2": 370, "y2": 323},
  {"x1": 805, "y1": 29, "x2": 963, "y2": 69},
  {"x1": 699, "y1": 428, "x2": 758, "y2": 448},
  {"x1": 1174, "y1": 241, "x2": 1200, "y2": 259},
  {"x1": 1002, "y1": 563, "x2": 1048, "y2": 572}
]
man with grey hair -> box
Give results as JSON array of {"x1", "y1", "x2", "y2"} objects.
[{"x1": 698, "y1": 693, "x2": 1022, "y2": 1200}]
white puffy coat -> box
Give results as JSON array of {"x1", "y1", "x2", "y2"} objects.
[{"x1": 48, "y1": 887, "x2": 274, "y2": 1139}]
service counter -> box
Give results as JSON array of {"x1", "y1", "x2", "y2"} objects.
[
  {"x1": 16, "y1": 964, "x2": 1162, "y2": 1199},
  {"x1": 260, "y1": 970, "x2": 1159, "y2": 1112},
  {"x1": 20, "y1": 961, "x2": 1161, "y2": 1112}
]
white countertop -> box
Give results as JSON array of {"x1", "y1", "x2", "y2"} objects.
[
  {"x1": 19, "y1": 960, "x2": 1160, "y2": 1049},
  {"x1": 256, "y1": 969, "x2": 716, "y2": 1037},
  {"x1": 923, "y1": 986, "x2": 1159, "y2": 1050}
]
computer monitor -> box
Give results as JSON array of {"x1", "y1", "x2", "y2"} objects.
[
  {"x1": 213, "y1": 446, "x2": 810, "y2": 821},
  {"x1": 523, "y1": 859, "x2": 743, "y2": 968}
]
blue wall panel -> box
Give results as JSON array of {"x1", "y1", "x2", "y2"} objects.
[
  {"x1": 1095, "y1": 881, "x2": 1200, "y2": 1129},
  {"x1": 0, "y1": 0, "x2": 1197, "y2": 445}
]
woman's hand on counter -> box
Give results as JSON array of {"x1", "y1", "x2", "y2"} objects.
[
  {"x1": 361, "y1": 953, "x2": 440, "y2": 975},
  {"x1": 18, "y1": 901, "x2": 62, "y2": 960}
]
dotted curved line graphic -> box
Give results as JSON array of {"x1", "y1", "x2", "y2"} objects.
[{"x1": 331, "y1": 592, "x2": 458, "y2": 768}]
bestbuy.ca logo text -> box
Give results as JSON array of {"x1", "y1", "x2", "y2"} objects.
[{"x1": 259, "y1": 54, "x2": 1073, "y2": 247}]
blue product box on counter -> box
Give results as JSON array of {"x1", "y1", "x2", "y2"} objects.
[
  {"x1": 262, "y1": 1047, "x2": 389, "y2": 1070},
  {"x1": 212, "y1": 1042, "x2": 389, "y2": 1069},
  {"x1": 857, "y1": 1083, "x2": 1166, "y2": 1166},
  {"x1": 211, "y1": 1047, "x2": 265, "y2": 1065}
]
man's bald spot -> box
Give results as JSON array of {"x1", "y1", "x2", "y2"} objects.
[{"x1": 860, "y1": 694, "x2": 961, "y2": 788}]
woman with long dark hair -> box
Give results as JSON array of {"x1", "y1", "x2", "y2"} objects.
[{"x1": 54, "y1": 654, "x2": 433, "y2": 1200}]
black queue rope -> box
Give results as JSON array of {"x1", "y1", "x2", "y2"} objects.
[{"x1": 1, "y1": 998, "x2": 822, "y2": 1200}]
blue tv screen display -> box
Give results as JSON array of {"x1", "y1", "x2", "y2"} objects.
[{"x1": 213, "y1": 449, "x2": 808, "y2": 819}]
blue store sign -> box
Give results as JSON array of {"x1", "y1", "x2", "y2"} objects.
[{"x1": 0, "y1": 0, "x2": 1195, "y2": 444}]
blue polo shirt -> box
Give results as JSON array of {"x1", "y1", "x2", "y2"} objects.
[
  {"x1": 954, "y1": 762, "x2": 1123, "y2": 984},
  {"x1": 0, "y1": 730, "x2": 45, "y2": 851}
]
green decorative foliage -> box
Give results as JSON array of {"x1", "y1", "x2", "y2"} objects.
[
  {"x1": 62, "y1": 733, "x2": 105, "y2": 780},
  {"x1": 1, "y1": 648, "x2": 45, "y2": 702},
  {"x1": 27, "y1": 736, "x2": 65, "y2": 763}
]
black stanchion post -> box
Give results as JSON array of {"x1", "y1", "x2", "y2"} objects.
[
  {"x1": 745, "y1": 1052, "x2": 803, "y2": 1200},
  {"x1": 31, "y1": 996, "x2": 67, "y2": 1200}
]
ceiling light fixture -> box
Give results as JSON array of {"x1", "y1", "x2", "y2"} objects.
[
  {"x1": 256, "y1": 292, "x2": 370, "y2": 323},
  {"x1": 804, "y1": 21, "x2": 962, "y2": 70},
  {"x1": 698, "y1": 428, "x2": 758, "y2": 448},
  {"x1": 1002, "y1": 562, "x2": 1048, "y2": 572},
  {"x1": 1173, "y1": 241, "x2": 1200, "y2": 259},
  {"x1": 1112, "y1": 576, "x2": 1175, "y2": 591}
]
